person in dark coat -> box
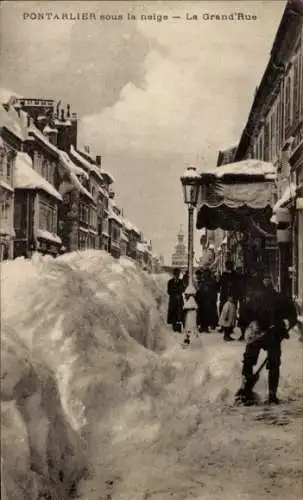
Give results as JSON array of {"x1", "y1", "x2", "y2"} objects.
[
  {"x1": 240, "y1": 275, "x2": 298, "y2": 404},
  {"x1": 234, "y1": 267, "x2": 247, "y2": 340},
  {"x1": 182, "y1": 270, "x2": 189, "y2": 293},
  {"x1": 207, "y1": 269, "x2": 219, "y2": 329},
  {"x1": 218, "y1": 260, "x2": 237, "y2": 314},
  {"x1": 167, "y1": 268, "x2": 184, "y2": 332},
  {"x1": 195, "y1": 268, "x2": 218, "y2": 332},
  {"x1": 195, "y1": 269, "x2": 204, "y2": 331}
]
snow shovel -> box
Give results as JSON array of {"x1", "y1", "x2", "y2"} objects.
[{"x1": 235, "y1": 356, "x2": 268, "y2": 405}]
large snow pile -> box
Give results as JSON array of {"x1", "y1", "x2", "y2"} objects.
[
  {"x1": 1, "y1": 251, "x2": 172, "y2": 499},
  {"x1": 1, "y1": 251, "x2": 302, "y2": 500}
]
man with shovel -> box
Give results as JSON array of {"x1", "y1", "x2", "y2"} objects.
[{"x1": 236, "y1": 275, "x2": 297, "y2": 405}]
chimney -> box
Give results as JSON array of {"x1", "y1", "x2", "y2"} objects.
[
  {"x1": 60, "y1": 109, "x2": 65, "y2": 121},
  {"x1": 70, "y1": 112, "x2": 78, "y2": 149},
  {"x1": 96, "y1": 155, "x2": 102, "y2": 166},
  {"x1": 84, "y1": 145, "x2": 90, "y2": 154},
  {"x1": 56, "y1": 100, "x2": 61, "y2": 118},
  {"x1": 66, "y1": 104, "x2": 70, "y2": 118}
]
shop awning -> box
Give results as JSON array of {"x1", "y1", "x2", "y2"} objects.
[
  {"x1": 199, "y1": 159, "x2": 276, "y2": 182},
  {"x1": 197, "y1": 159, "x2": 277, "y2": 232}
]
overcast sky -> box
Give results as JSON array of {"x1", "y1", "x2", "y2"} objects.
[{"x1": 0, "y1": 0, "x2": 286, "y2": 262}]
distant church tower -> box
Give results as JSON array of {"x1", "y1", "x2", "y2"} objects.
[{"x1": 171, "y1": 226, "x2": 188, "y2": 269}]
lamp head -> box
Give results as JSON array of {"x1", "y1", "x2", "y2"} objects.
[{"x1": 180, "y1": 165, "x2": 200, "y2": 206}]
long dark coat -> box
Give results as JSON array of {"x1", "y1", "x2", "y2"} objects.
[
  {"x1": 218, "y1": 270, "x2": 237, "y2": 313},
  {"x1": 196, "y1": 275, "x2": 218, "y2": 329},
  {"x1": 167, "y1": 278, "x2": 184, "y2": 325}
]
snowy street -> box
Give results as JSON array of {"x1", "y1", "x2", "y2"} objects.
[{"x1": 1, "y1": 251, "x2": 302, "y2": 500}]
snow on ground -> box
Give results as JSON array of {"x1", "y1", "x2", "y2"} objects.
[{"x1": 1, "y1": 251, "x2": 302, "y2": 500}]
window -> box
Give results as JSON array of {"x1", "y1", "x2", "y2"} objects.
[
  {"x1": 270, "y1": 111, "x2": 276, "y2": 160},
  {"x1": 256, "y1": 129, "x2": 264, "y2": 160},
  {"x1": 112, "y1": 224, "x2": 120, "y2": 242},
  {"x1": 6, "y1": 155, "x2": 12, "y2": 182},
  {"x1": 90, "y1": 207, "x2": 97, "y2": 229},
  {"x1": 39, "y1": 200, "x2": 57, "y2": 233},
  {"x1": 293, "y1": 58, "x2": 300, "y2": 122},
  {"x1": 0, "y1": 150, "x2": 6, "y2": 178},
  {"x1": 42, "y1": 158, "x2": 48, "y2": 180},
  {"x1": 284, "y1": 76, "x2": 292, "y2": 132},
  {"x1": 89, "y1": 235, "x2": 96, "y2": 249},
  {"x1": 79, "y1": 231, "x2": 87, "y2": 250},
  {"x1": 263, "y1": 122, "x2": 270, "y2": 161},
  {"x1": 14, "y1": 196, "x2": 27, "y2": 237},
  {"x1": 103, "y1": 218, "x2": 109, "y2": 234},
  {"x1": 79, "y1": 202, "x2": 90, "y2": 224},
  {"x1": 276, "y1": 97, "x2": 281, "y2": 153},
  {"x1": 0, "y1": 201, "x2": 9, "y2": 224}
]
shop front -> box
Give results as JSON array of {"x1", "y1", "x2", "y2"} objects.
[{"x1": 196, "y1": 159, "x2": 277, "y2": 279}]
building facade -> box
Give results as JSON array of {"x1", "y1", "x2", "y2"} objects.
[
  {"x1": 234, "y1": 0, "x2": 303, "y2": 295},
  {"x1": 0, "y1": 106, "x2": 24, "y2": 260},
  {"x1": 0, "y1": 96, "x2": 162, "y2": 270}
]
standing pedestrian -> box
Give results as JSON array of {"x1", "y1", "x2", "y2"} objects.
[
  {"x1": 182, "y1": 270, "x2": 189, "y2": 293},
  {"x1": 217, "y1": 260, "x2": 237, "y2": 331},
  {"x1": 240, "y1": 275, "x2": 297, "y2": 404},
  {"x1": 196, "y1": 268, "x2": 218, "y2": 331},
  {"x1": 167, "y1": 268, "x2": 184, "y2": 332},
  {"x1": 218, "y1": 295, "x2": 236, "y2": 341},
  {"x1": 234, "y1": 266, "x2": 247, "y2": 340},
  {"x1": 195, "y1": 269, "x2": 206, "y2": 331}
]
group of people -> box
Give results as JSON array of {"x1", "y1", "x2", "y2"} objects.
[
  {"x1": 166, "y1": 261, "x2": 246, "y2": 341},
  {"x1": 167, "y1": 261, "x2": 299, "y2": 404}
]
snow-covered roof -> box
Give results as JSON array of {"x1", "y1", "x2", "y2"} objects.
[
  {"x1": 36, "y1": 229, "x2": 62, "y2": 245},
  {"x1": 100, "y1": 169, "x2": 115, "y2": 184},
  {"x1": 29, "y1": 126, "x2": 59, "y2": 156},
  {"x1": 0, "y1": 179, "x2": 14, "y2": 192},
  {"x1": 70, "y1": 145, "x2": 103, "y2": 182},
  {"x1": 59, "y1": 150, "x2": 88, "y2": 179},
  {"x1": 273, "y1": 183, "x2": 298, "y2": 213},
  {"x1": 74, "y1": 146, "x2": 115, "y2": 184},
  {"x1": 108, "y1": 210, "x2": 123, "y2": 225},
  {"x1": 58, "y1": 175, "x2": 94, "y2": 203},
  {"x1": 136, "y1": 241, "x2": 148, "y2": 253},
  {"x1": 123, "y1": 218, "x2": 140, "y2": 235},
  {"x1": 43, "y1": 125, "x2": 58, "y2": 134},
  {"x1": 121, "y1": 231, "x2": 129, "y2": 242},
  {"x1": 200, "y1": 159, "x2": 277, "y2": 181},
  {"x1": 0, "y1": 104, "x2": 26, "y2": 141},
  {"x1": 15, "y1": 153, "x2": 62, "y2": 201},
  {"x1": 98, "y1": 186, "x2": 108, "y2": 197}
]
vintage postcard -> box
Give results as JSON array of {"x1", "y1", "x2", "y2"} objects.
[{"x1": 1, "y1": 1, "x2": 303, "y2": 499}]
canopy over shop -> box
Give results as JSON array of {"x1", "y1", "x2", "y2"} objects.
[{"x1": 196, "y1": 159, "x2": 278, "y2": 274}]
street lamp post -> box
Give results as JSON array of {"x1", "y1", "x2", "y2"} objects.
[{"x1": 180, "y1": 165, "x2": 200, "y2": 345}]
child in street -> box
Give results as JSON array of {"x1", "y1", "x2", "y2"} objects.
[{"x1": 218, "y1": 295, "x2": 236, "y2": 341}]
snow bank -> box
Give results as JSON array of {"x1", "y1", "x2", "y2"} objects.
[
  {"x1": 2, "y1": 251, "x2": 302, "y2": 500},
  {"x1": 1, "y1": 251, "x2": 172, "y2": 498}
]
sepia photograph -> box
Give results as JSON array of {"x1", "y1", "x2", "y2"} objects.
[{"x1": 0, "y1": 0, "x2": 303, "y2": 499}]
